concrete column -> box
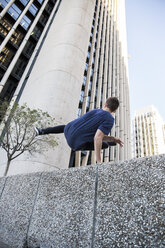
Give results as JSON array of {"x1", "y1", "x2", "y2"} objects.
[
  {"x1": 102, "y1": 6, "x2": 109, "y2": 104},
  {"x1": 90, "y1": 1, "x2": 103, "y2": 110},
  {"x1": 119, "y1": 55, "x2": 124, "y2": 161},
  {"x1": 95, "y1": 1, "x2": 104, "y2": 108},
  {"x1": 75, "y1": 151, "x2": 81, "y2": 167},
  {"x1": 107, "y1": 13, "x2": 113, "y2": 97},
  {"x1": 123, "y1": 69, "x2": 127, "y2": 160},
  {"x1": 110, "y1": 0, "x2": 117, "y2": 162},
  {"x1": 6, "y1": 0, "x2": 96, "y2": 175},
  {"x1": 96, "y1": 4, "x2": 107, "y2": 108},
  {"x1": 115, "y1": 31, "x2": 120, "y2": 162},
  {"x1": 103, "y1": 11, "x2": 110, "y2": 161},
  {"x1": 146, "y1": 115, "x2": 152, "y2": 155}
]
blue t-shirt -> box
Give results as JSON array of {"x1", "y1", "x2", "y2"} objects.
[{"x1": 64, "y1": 109, "x2": 114, "y2": 151}]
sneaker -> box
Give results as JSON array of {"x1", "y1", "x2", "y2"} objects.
[{"x1": 34, "y1": 127, "x2": 42, "y2": 136}]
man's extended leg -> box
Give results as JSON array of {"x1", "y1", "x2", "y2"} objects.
[{"x1": 35, "y1": 125, "x2": 65, "y2": 135}]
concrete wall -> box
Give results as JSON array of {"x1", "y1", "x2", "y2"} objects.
[{"x1": 0, "y1": 154, "x2": 164, "y2": 248}]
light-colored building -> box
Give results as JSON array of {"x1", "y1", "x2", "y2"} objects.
[
  {"x1": 163, "y1": 124, "x2": 165, "y2": 145},
  {"x1": 133, "y1": 105, "x2": 165, "y2": 158},
  {"x1": 0, "y1": 0, "x2": 131, "y2": 176}
]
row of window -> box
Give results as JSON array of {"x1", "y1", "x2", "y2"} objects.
[
  {"x1": 0, "y1": 0, "x2": 43, "y2": 9},
  {"x1": 0, "y1": 0, "x2": 60, "y2": 101},
  {"x1": 0, "y1": 0, "x2": 53, "y2": 31}
]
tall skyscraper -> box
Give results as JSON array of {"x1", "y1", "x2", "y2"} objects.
[
  {"x1": 133, "y1": 105, "x2": 165, "y2": 158},
  {"x1": 0, "y1": 0, "x2": 131, "y2": 175}
]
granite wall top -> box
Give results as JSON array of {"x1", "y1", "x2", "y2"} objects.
[{"x1": 0, "y1": 154, "x2": 164, "y2": 248}]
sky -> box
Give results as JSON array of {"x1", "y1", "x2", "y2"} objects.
[{"x1": 125, "y1": 0, "x2": 165, "y2": 121}]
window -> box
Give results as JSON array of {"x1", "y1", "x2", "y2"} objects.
[
  {"x1": 0, "y1": 0, "x2": 10, "y2": 8},
  {"x1": 85, "y1": 63, "x2": 88, "y2": 71},
  {"x1": 10, "y1": 30, "x2": 24, "y2": 46},
  {"x1": 23, "y1": 40, "x2": 35, "y2": 56},
  {"x1": 87, "y1": 95, "x2": 90, "y2": 108},
  {"x1": 1, "y1": 78, "x2": 17, "y2": 101},
  {"x1": 19, "y1": 0, "x2": 29, "y2": 6},
  {"x1": 0, "y1": 19, "x2": 12, "y2": 37},
  {"x1": 20, "y1": 15, "x2": 31, "y2": 30},
  {"x1": 80, "y1": 90, "x2": 84, "y2": 102},
  {"x1": 13, "y1": 58, "x2": 27, "y2": 78},
  {"x1": 90, "y1": 68, "x2": 94, "y2": 77},
  {"x1": 39, "y1": 14, "x2": 48, "y2": 26},
  {"x1": 45, "y1": 3, "x2": 53, "y2": 14},
  {"x1": 89, "y1": 81, "x2": 92, "y2": 90},
  {"x1": 32, "y1": 26, "x2": 42, "y2": 39},
  {"x1": 8, "y1": 4, "x2": 21, "y2": 20},
  {"x1": 37, "y1": 0, "x2": 44, "y2": 3},
  {"x1": 77, "y1": 108, "x2": 81, "y2": 117},
  {"x1": 0, "y1": 47, "x2": 14, "y2": 68},
  {"x1": 83, "y1": 76, "x2": 86, "y2": 86},
  {"x1": 29, "y1": 4, "x2": 38, "y2": 16}
]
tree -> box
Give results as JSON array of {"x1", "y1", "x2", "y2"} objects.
[{"x1": 0, "y1": 101, "x2": 58, "y2": 176}]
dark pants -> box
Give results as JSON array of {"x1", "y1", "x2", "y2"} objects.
[
  {"x1": 41, "y1": 125, "x2": 65, "y2": 134},
  {"x1": 41, "y1": 125, "x2": 116, "y2": 150},
  {"x1": 80, "y1": 141, "x2": 116, "y2": 151}
]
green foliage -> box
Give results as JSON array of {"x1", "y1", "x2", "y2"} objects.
[{"x1": 0, "y1": 101, "x2": 58, "y2": 176}]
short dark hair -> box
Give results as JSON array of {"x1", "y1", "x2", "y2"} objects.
[{"x1": 105, "y1": 97, "x2": 119, "y2": 112}]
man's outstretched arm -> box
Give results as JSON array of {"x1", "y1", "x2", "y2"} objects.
[
  {"x1": 94, "y1": 129, "x2": 105, "y2": 163},
  {"x1": 103, "y1": 135, "x2": 124, "y2": 147}
]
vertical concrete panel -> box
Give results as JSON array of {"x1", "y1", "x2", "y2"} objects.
[
  {"x1": 0, "y1": 173, "x2": 41, "y2": 248},
  {"x1": 0, "y1": 149, "x2": 7, "y2": 177},
  {"x1": 0, "y1": 177, "x2": 6, "y2": 197},
  {"x1": 9, "y1": 0, "x2": 96, "y2": 175},
  {"x1": 93, "y1": 157, "x2": 164, "y2": 247},
  {"x1": 27, "y1": 166, "x2": 97, "y2": 248}
]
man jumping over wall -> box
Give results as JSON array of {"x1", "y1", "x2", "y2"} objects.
[{"x1": 35, "y1": 97, "x2": 123, "y2": 164}]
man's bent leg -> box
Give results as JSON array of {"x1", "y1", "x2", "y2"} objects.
[
  {"x1": 80, "y1": 141, "x2": 109, "y2": 151},
  {"x1": 107, "y1": 141, "x2": 117, "y2": 146}
]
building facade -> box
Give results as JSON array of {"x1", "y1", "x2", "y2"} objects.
[
  {"x1": 133, "y1": 105, "x2": 165, "y2": 158},
  {"x1": 0, "y1": 0, "x2": 131, "y2": 175}
]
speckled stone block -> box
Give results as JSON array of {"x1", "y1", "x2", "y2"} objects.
[
  {"x1": 27, "y1": 166, "x2": 97, "y2": 248},
  {"x1": 0, "y1": 173, "x2": 41, "y2": 248},
  {"x1": 94, "y1": 157, "x2": 165, "y2": 248},
  {"x1": 145, "y1": 154, "x2": 165, "y2": 169}
]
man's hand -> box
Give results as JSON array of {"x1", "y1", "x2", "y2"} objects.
[
  {"x1": 103, "y1": 135, "x2": 124, "y2": 147},
  {"x1": 113, "y1": 137, "x2": 124, "y2": 147}
]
